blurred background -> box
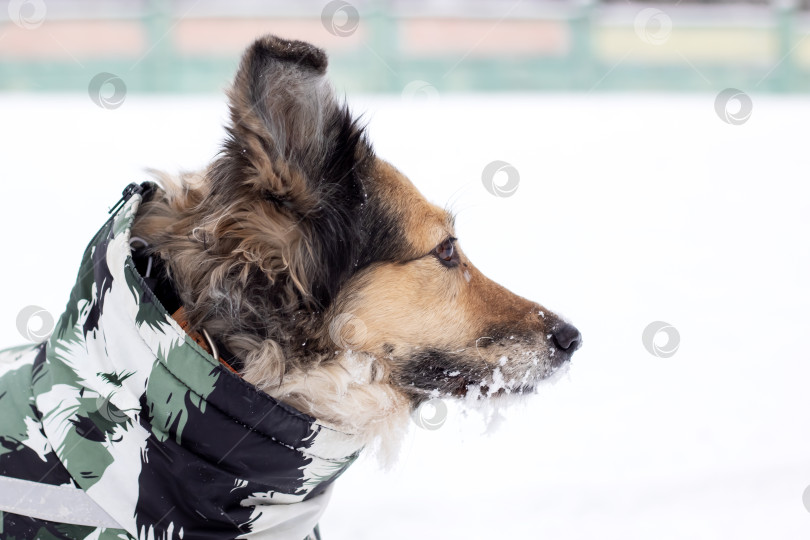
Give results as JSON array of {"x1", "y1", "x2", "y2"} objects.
[
  {"x1": 2, "y1": 0, "x2": 810, "y2": 93},
  {"x1": 2, "y1": 1, "x2": 810, "y2": 540}
]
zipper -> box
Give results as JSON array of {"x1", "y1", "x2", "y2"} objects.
[{"x1": 108, "y1": 182, "x2": 143, "y2": 216}]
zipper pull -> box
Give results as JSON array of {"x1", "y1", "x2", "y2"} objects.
[{"x1": 108, "y1": 182, "x2": 142, "y2": 215}]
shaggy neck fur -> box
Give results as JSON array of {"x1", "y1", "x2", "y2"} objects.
[{"x1": 131, "y1": 173, "x2": 412, "y2": 455}]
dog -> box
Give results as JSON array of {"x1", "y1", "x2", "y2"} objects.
[{"x1": 0, "y1": 35, "x2": 580, "y2": 540}]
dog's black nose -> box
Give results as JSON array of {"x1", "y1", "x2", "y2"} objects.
[{"x1": 552, "y1": 323, "x2": 582, "y2": 353}]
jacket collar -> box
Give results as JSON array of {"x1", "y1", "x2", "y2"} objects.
[{"x1": 33, "y1": 182, "x2": 362, "y2": 539}]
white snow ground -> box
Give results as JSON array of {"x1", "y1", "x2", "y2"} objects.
[{"x1": 0, "y1": 93, "x2": 808, "y2": 539}]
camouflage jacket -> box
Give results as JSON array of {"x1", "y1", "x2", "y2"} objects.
[{"x1": 0, "y1": 183, "x2": 362, "y2": 540}]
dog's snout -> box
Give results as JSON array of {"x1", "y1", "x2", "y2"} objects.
[{"x1": 551, "y1": 323, "x2": 582, "y2": 354}]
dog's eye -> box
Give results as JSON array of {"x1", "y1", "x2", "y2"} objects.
[{"x1": 434, "y1": 238, "x2": 459, "y2": 268}]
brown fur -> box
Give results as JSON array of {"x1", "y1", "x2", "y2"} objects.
[{"x1": 131, "y1": 35, "x2": 580, "y2": 450}]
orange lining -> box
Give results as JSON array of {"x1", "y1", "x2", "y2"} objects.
[{"x1": 171, "y1": 307, "x2": 239, "y2": 375}]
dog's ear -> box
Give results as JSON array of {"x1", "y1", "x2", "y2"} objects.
[
  {"x1": 210, "y1": 35, "x2": 372, "y2": 309},
  {"x1": 221, "y1": 35, "x2": 367, "y2": 198}
]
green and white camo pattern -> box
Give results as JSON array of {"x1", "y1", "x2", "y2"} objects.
[{"x1": 0, "y1": 186, "x2": 362, "y2": 540}]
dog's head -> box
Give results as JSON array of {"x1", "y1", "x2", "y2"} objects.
[{"x1": 135, "y1": 35, "x2": 580, "y2": 440}]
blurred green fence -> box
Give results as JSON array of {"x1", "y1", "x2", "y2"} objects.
[{"x1": 0, "y1": 0, "x2": 808, "y2": 93}]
